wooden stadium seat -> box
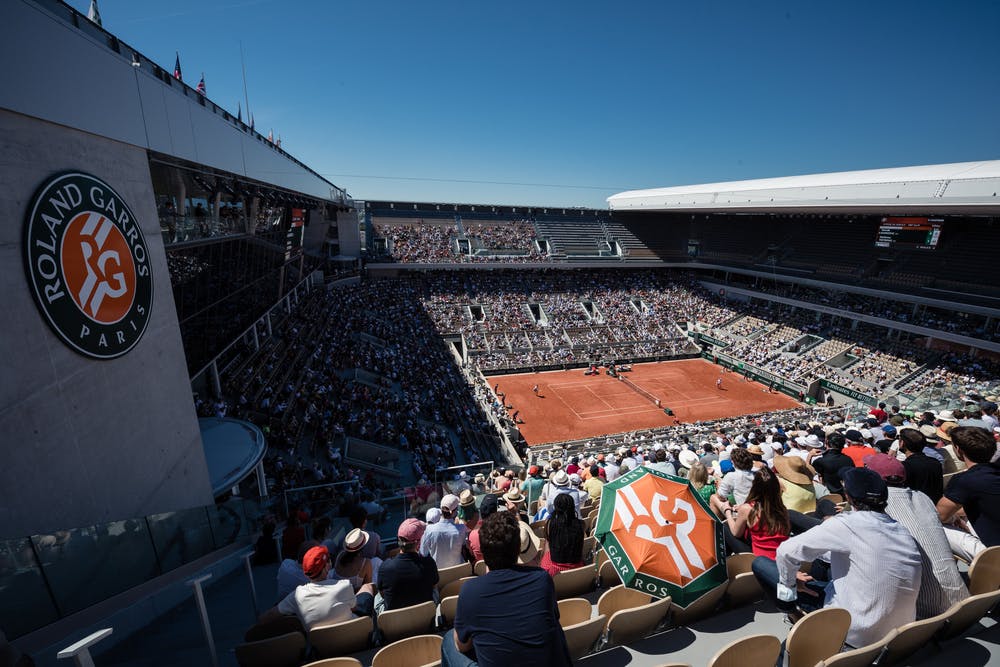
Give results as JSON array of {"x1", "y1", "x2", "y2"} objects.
[
  {"x1": 377, "y1": 600, "x2": 437, "y2": 644},
  {"x1": 606, "y1": 596, "x2": 671, "y2": 646},
  {"x1": 597, "y1": 585, "x2": 654, "y2": 630},
  {"x1": 557, "y1": 597, "x2": 594, "y2": 627},
  {"x1": 309, "y1": 615, "x2": 373, "y2": 657},
  {"x1": 880, "y1": 615, "x2": 947, "y2": 665},
  {"x1": 530, "y1": 520, "x2": 548, "y2": 539},
  {"x1": 302, "y1": 659, "x2": 363, "y2": 667},
  {"x1": 563, "y1": 614, "x2": 607, "y2": 661},
  {"x1": 725, "y1": 552, "x2": 756, "y2": 578},
  {"x1": 708, "y1": 634, "x2": 781, "y2": 667},
  {"x1": 671, "y1": 581, "x2": 729, "y2": 626},
  {"x1": 599, "y1": 559, "x2": 621, "y2": 588},
  {"x1": 553, "y1": 563, "x2": 596, "y2": 599},
  {"x1": 817, "y1": 630, "x2": 896, "y2": 667},
  {"x1": 435, "y1": 562, "x2": 471, "y2": 592},
  {"x1": 371, "y1": 634, "x2": 442, "y2": 667},
  {"x1": 581, "y1": 535, "x2": 597, "y2": 562},
  {"x1": 473, "y1": 560, "x2": 488, "y2": 576},
  {"x1": 936, "y1": 588, "x2": 1000, "y2": 641},
  {"x1": 726, "y1": 572, "x2": 764, "y2": 608},
  {"x1": 584, "y1": 513, "x2": 599, "y2": 535},
  {"x1": 440, "y1": 576, "x2": 475, "y2": 599},
  {"x1": 438, "y1": 595, "x2": 459, "y2": 629},
  {"x1": 784, "y1": 607, "x2": 851, "y2": 667},
  {"x1": 968, "y1": 545, "x2": 1000, "y2": 594},
  {"x1": 234, "y1": 631, "x2": 306, "y2": 667}
]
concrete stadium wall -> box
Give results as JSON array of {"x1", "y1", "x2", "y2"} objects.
[
  {"x1": 0, "y1": 0, "x2": 341, "y2": 203},
  {"x1": 0, "y1": 109, "x2": 213, "y2": 538}
]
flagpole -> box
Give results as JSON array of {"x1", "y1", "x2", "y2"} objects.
[{"x1": 240, "y1": 41, "x2": 251, "y2": 131}]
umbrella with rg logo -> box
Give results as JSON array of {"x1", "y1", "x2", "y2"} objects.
[{"x1": 595, "y1": 465, "x2": 727, "y2": 608}]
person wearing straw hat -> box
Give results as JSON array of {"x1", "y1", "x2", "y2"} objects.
[
  {"x1": 443, "y1": 512, "x2": 571, "y2": 667},
  {"x1": 772, "y1": 455, "x2": 818, "y2": 514},
  {"x1": 331, "y1": 528, "x2": 374, "y2": 592},
  {"x1": 544, "y1": 470, "x2": 582, "y2": 517},
  {"x1": 503, "y1": 487, "x2": 529, "y2": 523}
]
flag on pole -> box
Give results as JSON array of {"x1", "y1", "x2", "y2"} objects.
[
  {"x1": 250, "y1": 113, "x2": 254, "y2": 131},
  {"x1": 267, "y1": 129, "x2": 273, "y2": 143},
  {"x1": 196, "y1": 74, "x2": 206, "y2": 96},
  {"x1": 276, "y1": 135, "x2": 282, "y2": 148},
  {"x1": 237, "y1": 103, "x2": 242, "y2": 123},
  {"x1": 87, "y1": 0, "x2": 102, "y2": 26},
  {"x1": 173, "y1": 53, "x2": 182, "y2": 81}
]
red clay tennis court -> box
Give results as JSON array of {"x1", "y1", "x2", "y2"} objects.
[{"x1": 490, "y1": 359, "x2": 801, "y2": 445}]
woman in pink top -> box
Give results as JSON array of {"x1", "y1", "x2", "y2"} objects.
[{"x1": 722, "y1": 468, "x2": 790, "y2": 559}]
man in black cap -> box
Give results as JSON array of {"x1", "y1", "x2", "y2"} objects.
[{"x1": 763, "y1": 467, "x2": 922, "y2": 648}]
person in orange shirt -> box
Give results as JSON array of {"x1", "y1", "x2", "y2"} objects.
[{"x1": 842, "y1": 429, "x2": 872, "y2": 467}]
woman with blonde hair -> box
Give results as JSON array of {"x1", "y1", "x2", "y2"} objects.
[{"x1": 688, "y1": 462, "x2": 716, "y2": 505}]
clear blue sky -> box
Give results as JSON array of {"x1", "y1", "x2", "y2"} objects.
[{"x1": 73, "y1": 0, "x2": 1000, "y2": 208}]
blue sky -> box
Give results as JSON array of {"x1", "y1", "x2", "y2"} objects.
[{"x1": 73, "y1": 0, "x2": 1000, "y2": 208}]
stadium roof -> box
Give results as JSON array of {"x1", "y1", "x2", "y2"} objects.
[{"x1": 607, "y1": 160, "x2": 1000, "y2": 214}]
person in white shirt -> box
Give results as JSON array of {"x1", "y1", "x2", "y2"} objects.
[
  {"x1": 420, "y1": 494, "x2": 466, "y2": 568},
  {"x1": 259, "y1": 545, "x2": 375, "y2": 630},
  {"x1": 712, "y1": 447, "x2": 756, "y2": 512},
  {"x1": 765, "y1": 467, "x2": 922, "y2": 648}
]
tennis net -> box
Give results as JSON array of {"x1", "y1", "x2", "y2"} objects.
[{"x1": 618, "y1": 374, "x2": 661, "y2": 408}]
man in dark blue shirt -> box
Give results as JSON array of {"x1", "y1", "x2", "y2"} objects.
[
  {"x1": 443, "y1": 511, "x2": 571, "y2": 667},
  {"x1": 377, "y1": 518, "x2": 438, "y2": 612}
]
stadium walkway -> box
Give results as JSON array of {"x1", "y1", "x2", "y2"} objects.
[{"x1": 82, "y1": 560, "x2": 1000, "y2": 667}]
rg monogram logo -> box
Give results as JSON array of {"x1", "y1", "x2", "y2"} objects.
[
  {"x1": 614, "y1": 485, "x2": 706, "y2": 579},
  {"x1": 63, "y1": 213, "x2": 136, "y2": 324}
]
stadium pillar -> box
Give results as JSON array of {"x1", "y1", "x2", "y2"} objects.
[
  {"x1": 174, "y1": 180, "x2": 186, "y2": 217},
  {"x1": 212, "y1": 191, "x2": 222, "y2": 219},
  {"x1": 256, "y1": 461, "x2": 267, "y2": 497},
  {"x1": 209, "y1": 361, "x2": 221, "y2": 397},
  {"x1": 249, "y1": 196, "x2": 259, "y2": 236}
]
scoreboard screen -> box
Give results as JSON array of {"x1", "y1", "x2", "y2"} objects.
[{"x1": 875, "y1": 217, "x2": 942, "y2": 250}]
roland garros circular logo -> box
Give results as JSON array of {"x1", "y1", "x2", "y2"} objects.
[{"x1": 24, "y1": 173, "x2": 153, "y2": 359}]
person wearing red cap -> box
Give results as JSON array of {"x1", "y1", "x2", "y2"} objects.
[
  {"x1": 258, "y1": 545, "x2": 375, "y2": 630},
  {"x1": 377, "y1": 518, "x2": 438, "y2": 612},
  {"x1": 520, "y1": 465, "x2": 545, "y2": 508}
]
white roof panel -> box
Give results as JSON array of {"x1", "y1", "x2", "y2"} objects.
[{"x1": 608, "y1": 160, "x2": 1000, "y2": 213}]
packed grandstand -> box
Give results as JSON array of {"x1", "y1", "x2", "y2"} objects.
[{"x1": 6, "y1": 2, "x2": 1000, "y2": 665}]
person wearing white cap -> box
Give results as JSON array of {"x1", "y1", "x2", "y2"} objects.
[
  {"x1": 545, "y1": 470, "x2": 584, "y2": 517},
  {"x1": 420, "y1": 494, "x2": 466, "y2": 568},
  {"x1": 603, "y1": 454, "x2": 620, "y2": 482}
]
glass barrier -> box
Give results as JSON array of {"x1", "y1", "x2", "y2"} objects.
[
  {"x1": 0, "y1": 537, "x2": 59, "y2": 638},
  {"x1": 161, "y1": 215, "x2": 247, "y2": 246},
  {"x1": 0, "y1": 497, "x2": 270, "y2": 640},
  {"x1": 147, "y1": 507, "x2": 216, "y2": 574}
]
